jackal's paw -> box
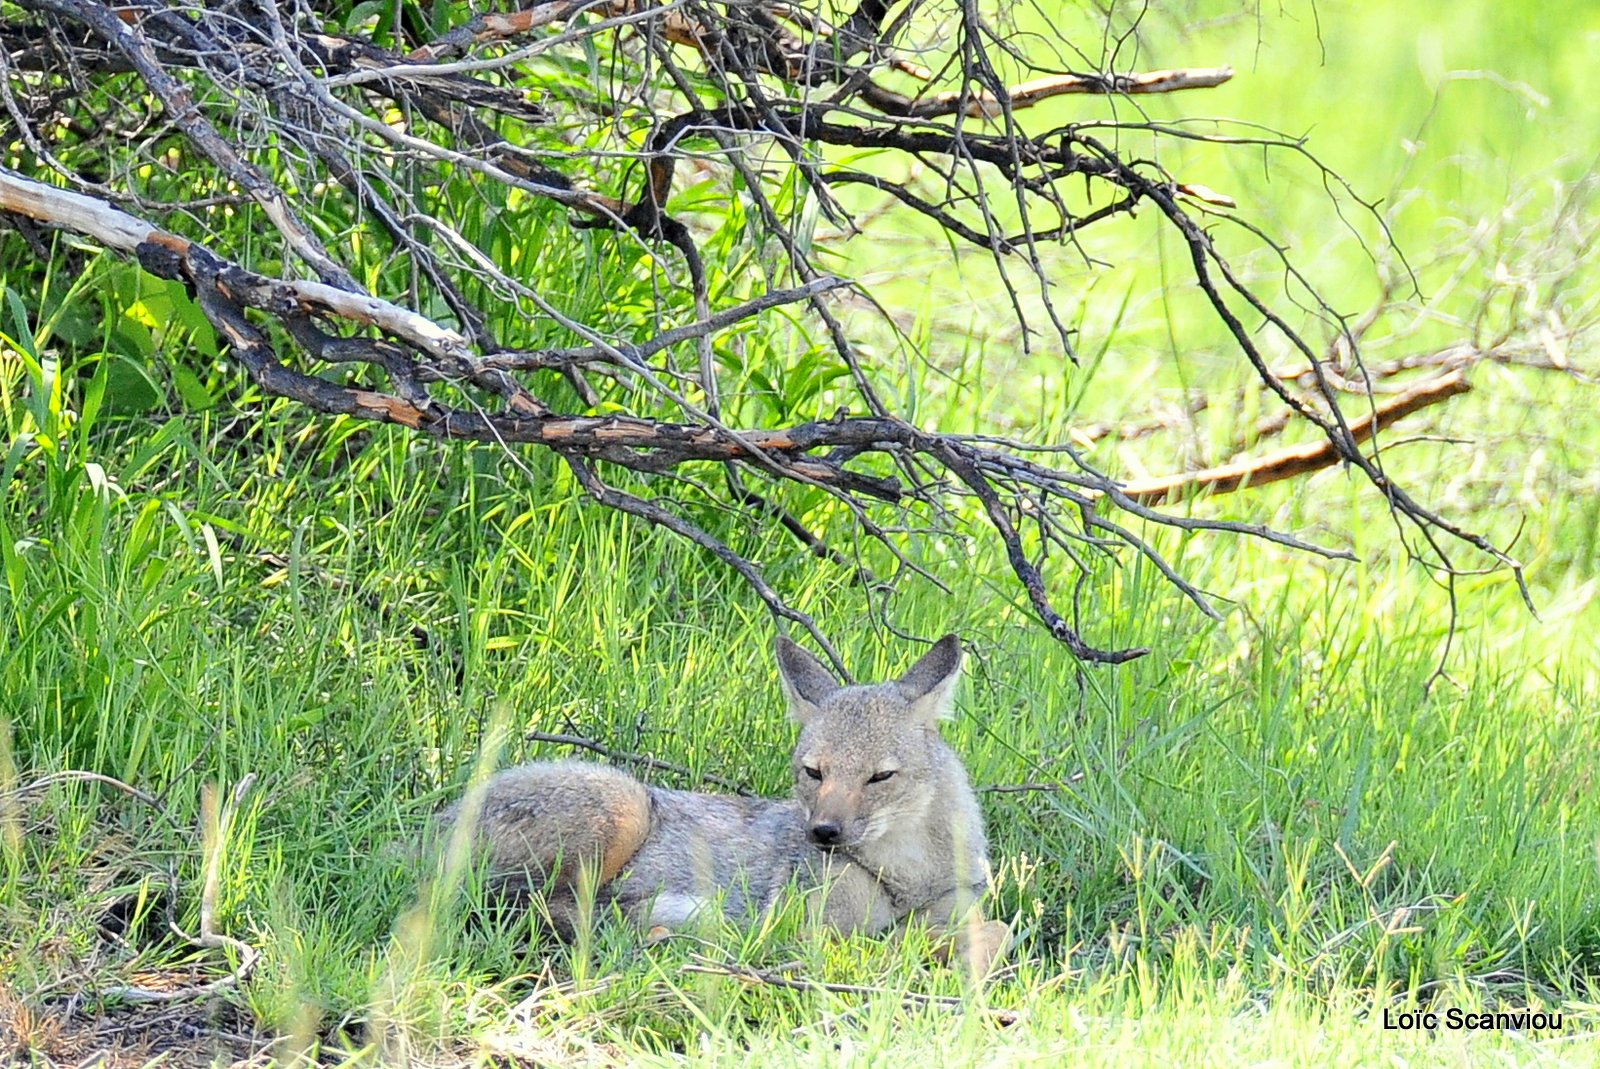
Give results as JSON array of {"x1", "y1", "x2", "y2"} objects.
[
  {"x1": 931, "y1": 918, "x2": 1010, "y2": 977},
  {"x1": 955, "y1": 919, "x2": 1011, "y2": 978}
]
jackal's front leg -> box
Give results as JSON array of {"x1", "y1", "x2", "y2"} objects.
[
  {"x1": 906, "y1": 886, "x2": 1011, "y2": 977},
  {"x1": 800, "y1": 855, "x2": 898, "y2": 935}
]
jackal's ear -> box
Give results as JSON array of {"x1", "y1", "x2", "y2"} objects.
[
  {"x1": 776, "y1": 635, "x2": 841, "y2": 722},
  {"x1": 896, "y1": 634, "x2": 963, "y2": 722}
]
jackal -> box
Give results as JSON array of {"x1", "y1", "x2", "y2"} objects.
[{"x1": 439, "y1": 634, "x2": 1008, "y2": 970}]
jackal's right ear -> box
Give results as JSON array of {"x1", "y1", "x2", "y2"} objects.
[{"x1": 776, "y1": 635, "x2": 840, "y2": 722}]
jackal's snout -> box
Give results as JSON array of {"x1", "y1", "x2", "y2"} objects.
[{"x1": 805, "y1": 778, "x2": 860, "y2": 847}]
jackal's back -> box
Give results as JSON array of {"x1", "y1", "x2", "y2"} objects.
[{"x1": 605, "y1": 786, "x2": 811, "y2": 923}]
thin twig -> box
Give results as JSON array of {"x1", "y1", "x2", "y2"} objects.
[
  {"x1": 101, "y1": 776, "x2": 262, "y2": 1003},
  {"x1": 526, "y1": 730, "x2": 755, "y2": 795},
  {"x1": 681, "y1": 956, "x2": 1022, "y2": 1027}
]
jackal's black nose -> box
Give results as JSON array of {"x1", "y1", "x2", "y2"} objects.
[{"x1": 809, "y1": 821, "x2": 842, "y2": 846}]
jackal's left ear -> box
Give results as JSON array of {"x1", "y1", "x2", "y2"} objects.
[
  {"x1": 777, "y1": 635, "x2": 841, "y2": 723},
  {"x1": 897, "y1": 634, "x2": 963, "y2": 722}
]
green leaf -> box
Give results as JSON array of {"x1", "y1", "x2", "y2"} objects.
[{"x1": 173, "y1": 366, "x2": 216, "y2": 410}]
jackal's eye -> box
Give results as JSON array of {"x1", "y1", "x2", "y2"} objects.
[
  {"x1": 867, "y1": 770, "x2": 897, "y2": 784},
  {"x1": 803, "y1": 766, "x2": 823, "y2": 781}
]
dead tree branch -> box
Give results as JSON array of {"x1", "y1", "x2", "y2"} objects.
[
  {"x1": 1117, "y1": 372, "x2": 1474, "y2": 505},
  {"x1": 0, "y1": 0, "x2": 1561, "y2": 663}
]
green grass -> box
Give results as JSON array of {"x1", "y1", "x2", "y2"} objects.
[{"x1": 3, "y1": 0, "x2": 1600, "y2": 1065}]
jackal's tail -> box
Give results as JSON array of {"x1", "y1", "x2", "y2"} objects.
[{"x1": 436, "y1": 760, "x2": 651, "y2": 929}]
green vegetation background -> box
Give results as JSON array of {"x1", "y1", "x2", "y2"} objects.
[{"x1": 1, "y1": 0, "x2": 1597, "y2": 1065}]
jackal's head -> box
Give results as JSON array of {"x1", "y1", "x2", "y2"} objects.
[{"x1": 776, "y1": 634, "x2": 965, "y2": 850}]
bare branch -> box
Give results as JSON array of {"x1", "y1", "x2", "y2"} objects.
[
  {"x1": 0, "y1": 0, "x2": 1562, "y2": 668},
  {"x1": 860, "y1": 65, "x2": 1234, "y2": 118},
  {"x1": 1117, "y1": 373, "x2": 1475, "y2": 505}
]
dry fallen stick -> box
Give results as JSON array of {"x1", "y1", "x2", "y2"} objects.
[
  {"x1": 681, "y1": 957, "x2": 1022, "y2": 1027},
  {"x1": 1114, "y1": 372, "x2": 1473, "y2": 505},
  {"x1": 1, "y1": 769, "x2": 167, "y2": 812}
]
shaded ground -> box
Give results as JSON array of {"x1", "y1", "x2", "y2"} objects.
[{"x1": 1, "y1": 993, "x2": 271, "y2": 1069}]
